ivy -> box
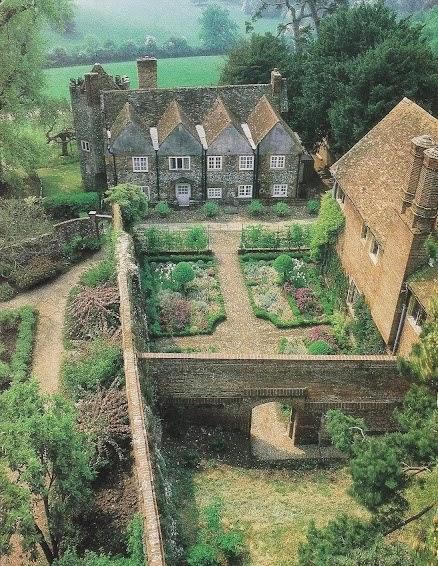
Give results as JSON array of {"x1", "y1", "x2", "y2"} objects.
[{"x1": 310, "y1": 193, "x2": 345, "y2": 263}]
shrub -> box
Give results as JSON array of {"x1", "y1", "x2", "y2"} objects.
[
  {"x1": 185, "y1": 226, "x2": 209, "y2": 251},
  {"x1": 79, "y1": 259, "x2": 115, "y2": 287},
  {"x1": 0, "y1": 282, "x2": 15, "y2": 301},
  {"x1": 306, "y1": 198, "x2": 320, "y2": 216},
  {"x1": 172, "y1": 262, "x2": 195, "y2": 292},
  {"x1": 273, "y1": 254, "x2": 294, "y2": 283},
  {"x1": 159, "y1": 293, "x2": 191, "y2": 332},
  {"x1": 202, "y1": 201, "x2": 220, "y2": 218},
  {"x1": 294, "y1": 287, "x2": 321, "y2": 315},
  {"x1": 155, "y1": 201, "x2": 171, "y2": 218},
  {"x1": 105, "y1": 184, "x2": 148, "y2": 226},
  {"x1": 62, "y1": 235, "x2": 102, "y2": 262},
  {"x1": 351, "y1": 296, "x2": 385, "y2": 354},
  {"x1": 310, "y1": 193, "x2": 345, "y2": 261},
  {"x1": 289, "y1": 224, "x2": 305, "y2": 248},
  {"x1": 43, "y1": 192, "x2": 99, "y2": 220},
  {"x1": 62, "y1": 339, "x2": 123, "y2": 398},
  {"x1": 247, "y1": 199, "x2": 265, "y2": 217},
  {"x1": 187, "y1": 543, "x2": 218, "y2": 566},
  {"x1": 9, "y1": 256, "x2": 63, "y2": 291},
  {"x1": 272, "y1": 202, "x2": 290, "y2": 217},
  {"x1": 307, "y1": 339, "x2": 334, "y2": 355}
]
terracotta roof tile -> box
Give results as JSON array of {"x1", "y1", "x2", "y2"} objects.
[
  {"x1": 157, "y1": 100, "x2": 197, "y2": 143},
  {"x1": 202, "y1": 97, "x2": 242, "y2": 145},
  {"x1": 331, "y1": 98, "x2": 438, "y2": 244},
  {"x1": 247, "y1": 95, "x2": 281, "y2": 145}
]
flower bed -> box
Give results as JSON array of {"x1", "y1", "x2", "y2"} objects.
[
  {"x1": 240, "y1": 253, "x2": 334, "y2": 328},
  {"x1": 0, "y1": 306, "x2": 38, "y2": 389},
  {"x1": 141, "y1": 255, "x2": 225, "y2": 336}
]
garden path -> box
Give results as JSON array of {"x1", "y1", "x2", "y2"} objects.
[
  {"x1": 1, "y1": 251, "x2": 104, "y2": 395},
  {"x1": 153, "y1": 230, "x2": 311, "y2": 355}
]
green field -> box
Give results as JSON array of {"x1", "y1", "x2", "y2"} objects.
[{"x1": 44, "y1": 55, "x2": 225, "y2": 99}]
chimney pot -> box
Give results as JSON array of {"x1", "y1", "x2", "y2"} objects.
[
  {"x1": 137, "y1": 57, "x2": 157, "y2": 89},
  {"x1": 411, "y1": 145, "x2": 438, "y2": 231},
  {"x1": 401, "y1": 135, "x2": 435, "y2": 213}
]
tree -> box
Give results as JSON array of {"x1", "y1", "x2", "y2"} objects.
[
  {"x1": 287, "y1": 3, "x2": 438, "y2": 152},
  {"x1": 105, "y1": 184, "x2": 149, "y2": 226},
  {"x1": 220, "y1": 32, "x2": 291, "y2": 85},
  {"x1": 0, "y1": 380, "x2": 94, "y2": 564},
  {"x1": 39, "y1": 99, "x2": 75, "y2": 157},
  {"x1": 199, "y1": 4, "x2": 239, "y2": 52},
  {"x1": 309, "y1": 193, "x2": 344, "y2": 264},
  {"x1": 172, "y1": 262, "x2": 195, "y2": 293}
]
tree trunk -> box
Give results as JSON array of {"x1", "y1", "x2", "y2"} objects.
[
  {"x1": 34, "y1": 524, "x2": 55, "y2": 565},
  {"x1": 384, "y1": 503, "x2": 436, "y2": 536},
  {"x1": 307, "y1": 0, "x2": 321, "y2": 31}
]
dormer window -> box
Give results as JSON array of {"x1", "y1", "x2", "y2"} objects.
[
  {"x1": 132, "y1": 156, "x2": 148, "y2": 172},
  {"x1": 81, "y1": 140, "x2": 91, "y2": 152},
  {"x1": 334, "y1": 181, "x2": 345, "y2": 205},
  {"x1": 207, "y1": 156, "x2": 222, "y2": 170},
  {"x1": 408, "y1": 296, "x2": 426, "y2": 333},
  {"x1": 270, "y1": 155, "x2": 285, "y2": 169},
  {"x1": 239, "y1": 155, "x2": 254, "y2": 171},
  {"x1": 169, "y1": 157, "x2": 190, "y2": 171}
]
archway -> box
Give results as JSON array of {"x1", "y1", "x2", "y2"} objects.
[{"x1": 250, "y1": 401, "x2": 296, "y2": 460}]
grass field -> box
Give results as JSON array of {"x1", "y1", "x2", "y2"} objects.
[
  {"x1": 38, "y1": 156, "x2": 83, "y2": 197},
  {"x1": 44, "y1": 55, "x2": 225, "y2": 99}
]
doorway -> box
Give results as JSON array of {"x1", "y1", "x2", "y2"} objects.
[{"x1": 175, "y1": 183, "x2": 191, "y2": 207}]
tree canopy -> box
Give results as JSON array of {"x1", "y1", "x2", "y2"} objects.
[{"x1": 199, "y1": 4, "x2": 239, "y2": 52}]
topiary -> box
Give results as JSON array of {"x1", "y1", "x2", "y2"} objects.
[
  {"x1": 155, "y1": 201, "x2": 171, "y2": 218},
  {"x1": 272, "y1": 202, "x2": 290, "y2": 217},
  {"x1": 273, "y1": 253, "x2": 294, "y2": 284},
  {"x1": 172, "y1": 262, "x2": 195, "y2": 293},
  {"x1": 247, "y1": 199, "x2": 265, "y2": 217},
  {"x1": 306, "y1": 198, "x2": 320, "y2": 216},
  {"x1": 307, "y1": 339, "x2": 334, "y2": 355},
  {"x1": 202, "y1": 201, "x2": 220, "y2": 218}
]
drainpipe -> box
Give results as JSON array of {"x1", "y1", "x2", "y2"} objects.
[
  {"x1": 392, "y1": 288, "x2": 410, "y2": 354},
  {"x1": 295, "y1": 152, "x2": 302, "y2": 199},
  {"x1": 155, "y1": 149, "x2": 160, "y2": 201},
  {"x1": 203, "y1": 149, "x2": 207, "y2": 202},
  {"x1": 253, "y1": 146, "x2": 260, "y2": 199}
]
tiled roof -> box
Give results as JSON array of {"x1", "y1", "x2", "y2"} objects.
[
  {"x1": 247, "y1": 95, "x2": 280, "y2": 145},
  {"x1": 111, "y1": 102, "x2": 135, "y2": 140},
  {"x1": 331, "y1": 98, "x2": 438, "y2": 244},
  {"x1": 408, "y1": 265, "x2": 438, "y2": 313},
  {"x1": 202, "y1": 97, "x2": 242, "y2": 145},
  {"x1": 157, "y1": 100, "x2": 197, "y2": 143}
]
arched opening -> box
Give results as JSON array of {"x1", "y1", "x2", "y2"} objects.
[{"x1": 250, "y1": 402, "x2": 296, "y2": 460}]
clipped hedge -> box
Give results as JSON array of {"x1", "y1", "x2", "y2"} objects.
[{"x1": 43, "y1": 192, "x2": 100, "y2": 220}]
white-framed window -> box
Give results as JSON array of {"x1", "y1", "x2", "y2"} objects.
[
  {"x1": 237, "y1": 184, "x2": 253, "y2": 198},
  {"x1": 207, "y1": 187, "x2": 222, "y2": 199},
  {"x1": 132, "y1": 156, "x2": 149, "y2": 172},
  {"x1": 272, "y1": 184, "x2": 288, "y2": 197},
  {"x1": 270, "y1": 155, "x2": 286, "y2": 169},
  {"x1": 169, "y1": 156, "x2": 191, "y2": 171},
  {"x1": 333, "y1": 180, "x2": 345, "y2": 205},
  {"x1": 139, "y1": 186, "x2": 151, "y2": 199},
  {"x1": 361, "y1": 223, "x2": 369, "y2": 243},
  {"x1": 407, "y1": 296, "x2": 426, "y2": 333},
  {"x1": 81, "y1": 140, "x2": 91, "y2": 152},
  {"x1": 369, "y1": 235, "x2": 380, "y2": 263},
  {"x1": 207, "y1": 156, "x2": 222, "y2": 171},
  {"x1": 346, "y1": 277, "x2": 360, "y2": 306},
  {"x1": 239, "y1": 155, "x2": 254, "y2": 170}
]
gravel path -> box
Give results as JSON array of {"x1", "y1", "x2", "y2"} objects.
[
  {"x1": 154, "y1": 230, "x2": 310, "y2": 355},
  {"x1": 1, "y1": 251, "x2": 104, "y2": 394}
]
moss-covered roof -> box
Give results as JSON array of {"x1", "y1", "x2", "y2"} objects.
[{"x1": 408, "y1": 265, "x2": 438, "y2": 313}]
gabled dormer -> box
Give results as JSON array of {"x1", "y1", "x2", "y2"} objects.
[
  {"x1": 109, "y1": 102, "x2": 154, "y2": 155},
  {"x1": 157, "y1": 100, "x2": 202, "y2": 155},
  {"x1": 202, "y1": 97, "x2": 253, "y2": 155}
]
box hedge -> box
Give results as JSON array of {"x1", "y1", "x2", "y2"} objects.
[{"x1": 43, "y1": 192, "x2": 100, "y2": 220}]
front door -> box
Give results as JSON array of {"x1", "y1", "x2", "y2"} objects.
[{"x1": 175, "y1": 183, "x2": 191, "y2": 207}]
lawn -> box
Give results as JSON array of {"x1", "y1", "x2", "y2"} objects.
[
  {"x1": 44, "y1": 55, "x2": 225, "y2": 99},
  {"x1": 38, "y1": 156, "x2": 83, "y2": 197}
]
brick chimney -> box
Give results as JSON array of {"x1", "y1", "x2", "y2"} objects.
[
  {"x1": 401, "y1": 135, "x2": 435, "y2": 213},
  {"x1": 411, "y1": 146, "x2": 438, "y2": 232},
  {"x1": 271, "y1": 68, "x2": 282, "y2": 96},
  {"x1": 137, "y1": 57, "x2": 157, "y2": 89}
]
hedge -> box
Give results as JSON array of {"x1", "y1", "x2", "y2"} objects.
[{"x1": 43, "y1": 192, "x2": 100, "y2": 220}]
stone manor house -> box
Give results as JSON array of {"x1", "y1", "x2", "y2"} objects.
[
  {"x1": 70, "y1": 58, "x2": 308, "y2": 205},
  {"x1": 331, "y1": 98, "x2": 438, "y2": 356}
]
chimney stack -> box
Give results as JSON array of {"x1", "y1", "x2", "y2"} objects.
[
  {"x1": 411, "y1": 146, "x2": 438, "y2": 232},
  {"x1": 271, "y1": 68, "x2": 283, "y2": 96},
  {"x1": 401, "y1": 135, "x2": 435, "y2": 213},
  {"x1": 137, "y1": 57, "x2": 157, "y2": 89}
]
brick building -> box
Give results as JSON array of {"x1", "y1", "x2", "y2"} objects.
[
  {"x1": 331, "y1": 98, "x2": 438, "y2": 356},
  {"x1": 70, "y1": 58, "x2": 308, "y2": 205}
]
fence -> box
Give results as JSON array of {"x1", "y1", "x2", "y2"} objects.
[
  {"x1": 239, "y1": 223, "x2": 313, "y2": 251},
  {"x1": 133, "y1": 224, "x2": 212, "y2": 255}
]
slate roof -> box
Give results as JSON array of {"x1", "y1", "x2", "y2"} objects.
[
  {"x1": 331, "y1": 98, "x2": 438, "y2": 245},
  {"x1": 247, "y1": 95, "x2": 281, "y2": 145},
  {"x1": 202, "y1": 97, "x2": 243, "y2": 145},
  {"x1": 408, "y1": 266, "x2": 438, "y2": 313}
]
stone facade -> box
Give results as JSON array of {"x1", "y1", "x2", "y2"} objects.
[
  {"x1": 331, "y1": 99, "x2": 438, "y2": 355},
  {"x1": 70, "y1": 58, "x2": 307, "y2": 203}
]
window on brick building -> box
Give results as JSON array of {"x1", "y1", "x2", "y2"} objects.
[
  {"x1": 369, "y1": 235, "x2": 380, "y2": 262},
  {"x1": 239, "y1": 155, "x2": 254, "y2": 170},
  {"x1": 237, "y1": 184, "x2": 253, "y2": 198},
  {"x1": 139, "y1": 186, "x2": 151, "y2": 199},
  {"x1": 81, "y1": 140, "x2": 91, "y2": 152},
  {"x1": 169, "y1": 156, "x2": 191, "y2": 170},
  {"x1": 333, "y1": 181, "x2": 345, "y2": 205},
  {"x1": 361, "y1": 223, "x2": 369, "y2": 242},
  {"x1": 408, "y1": 296, "x2": 426, "y2": 333},
  {"x1": 207, "y1": 187, "x2": 222, "y2": 199},
  {"x1": 270, "y1": 155, "x2": 285, "y2": 169},
  {"x1": 132, "y1": 156, "x2": 148, "y2": 172},
  {"x1": 207, "y1": 156, "x2": 222, "y2": 170},
  {"x1": 272, "y1": 184, "x2": 288, "y2": 197}
]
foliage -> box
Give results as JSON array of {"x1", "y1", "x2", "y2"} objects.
[
  {"x1": 221, "y1": 32, "x2": 291, "y2": 85},
  {"x1": 62, "y1": 235, "x2": 102, "y2": 263},
  {"x1": 80, "y1": 259, "x2": 116, "y2": 288},
  {"x1": 273, "y1": 253, "x2": 295, "y2": 283},
  {"x1": 61, "y1": 339, "x2": 123, "y2": 399},
  {"x1": 351, "y1": 296, "x2": 386, "y2": 354},
  {"x1": 0, "y1": 379, "x2": 93, "y2": 564},
  {"x1": 154, "y1": 201, "x2": 171, "y2": 218},
  {"x1": 202, "y1": 201, "x2": 220, "y2": 218},
  {"x1": 0, "y1": 282, "x2": 16, "y2": 301},
  {"x1": 310, "y1": 193, "x2": 345, "y2": 262},
  {"x1": 9, "y1": 256, "x2": 64, "y2": 291},
  {"x1": 240, "y1": 224, "x2": 312, "y2": 250},
  {"x1": 306, "y1": 198, "x2": 320, "y2": 216},
  {"x1": 159, "y1": 293, "x2": 192, "y2": 333},
  {"x1": 307, "y1": 339, "x2": 334, "y2": 355},
  {"x1": 43, "y1": 192, "x2": 99, "y2": 220},
  {"x1": 247, "y1": 199, "x2": 265, "y2": 217},
  {"x1": 325, "y1": 410, "x2": 366, "y2": 457},
  {"x1": 105, "y1": 184, "x2": 148, "y2": 226},
  {"x1": 172, "y1": 262, "x2": 196, "y2": 293},
  {"x1": 76, "y1": 385, "x2": 131, "y2": 471},
  {"x1": 135, "y1": 225, "x2": 209, "y2": 254},
  {"x1": 424, "y1": 233, "x2": 438, "y2": 263},
  {"x1": 272, "y1": 202, "x2": 290, "y2": 217},
  {"x1": 0, "y1": 198, "x2": 52, "y2": 253},
  {"x1": 198, "y1": 4, "x2": 239, "y2": 52}
]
